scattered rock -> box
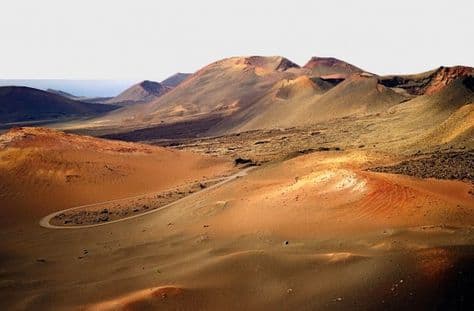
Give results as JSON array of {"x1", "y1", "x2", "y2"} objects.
[
  {"x1": 234, "y1": 157, "x2": 253, "y2": 165},
  {"x1": 368, "y1": 150, "x2": 474, "y2": 182}
]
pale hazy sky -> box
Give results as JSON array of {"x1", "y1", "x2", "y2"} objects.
[{"x1": 1, "y1": 0, "x2": 473, "y2": 81}]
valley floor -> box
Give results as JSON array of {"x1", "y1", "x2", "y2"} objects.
[{"x1": 1, "y1": 149, "x2": 473, "y2": 310}]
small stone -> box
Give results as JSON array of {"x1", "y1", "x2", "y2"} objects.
[{"x1": 335, "y1": 297, "x2": 343, "y2": 302}]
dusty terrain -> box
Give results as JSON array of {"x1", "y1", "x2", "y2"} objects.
[
  {"x1": 0, "y1": 127, "x2": 233, "y2": 226},
  {"x1": 48, "y1": 178, "x2": 223, "y2": 227},
  {"x1": 1, "y1": 146, "x2": 473, "y2": 310}
]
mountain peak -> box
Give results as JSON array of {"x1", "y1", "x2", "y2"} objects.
[
  {"x1": 161, "y1": 73, "x2": 191, "y2": 88},
  {"x1": 138, "y1": 80, "x2": 165, "y2": 93},
  {"x1": 424, "y1": 66, "x2": 474, "y2": 95},
  {"x1": 106, "y1": 80, "x2": 168, "y2": 105},
  {"x1": 238, "y1": 56, "x2": 300, "y2": 71},
  {"x1": 303, "y1": 56, "x2": 364, "y2": 77}
]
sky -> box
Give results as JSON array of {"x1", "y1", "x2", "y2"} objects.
[{"x1": 1, "y1": 0, "x2": 473, "y2": 82}]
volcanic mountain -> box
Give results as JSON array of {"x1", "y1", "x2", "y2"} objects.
[
  {"x1": 66, "y1": 56, "x2": 473, "y2": 143},
  {"x1": 0, "y1": 86, "x2": 117, "y2": 123},
  {"x1": 379, "y1": 66, "x2": 474, "y2": 95},
  {"x1": 161, "y1": 72, "x2": 191, "y2": 88},
  {"x1": 46, "y1": 88, "x2": 81, "y2": 99},
  {"x1": 212, "y1": 74, "x2": 408, "y2": 134},
  {"x1": 106, "y1": 80, "x2": 170, "y2": 105},
  {"x1": 302, "y1": 56, "x2": 365, "y2": 77},
  {"x1": 86, "y1": 56, "x2": 304, "y2": 126}
]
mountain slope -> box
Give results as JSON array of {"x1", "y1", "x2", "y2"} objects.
[
  {"x1": 303, "y1": 57, "x2": 365, "y2": 77},
  {"x1": 96, "y1": 56, "x2": 302, "y2": 125},
  {"x1": 161, "y1": 73, "x2": 191, "y2": 88},
  {"x1": 359, "y1": 75, "x2": 474, "y2": 152},
  {"x1": 0, "y1": 86, "x2": 117, "y2": 123},
  {"x1": 210, "y1": 74, "x2": 408, "y2": 133},
  {"x1": 106, "y1": 80, "x2": 170, "y2": 105},
  {"x1": 46, "y1": 88, "x2": 80, "y2": 99},
  {"x1": 379, "y1": 66, "x2": 474, "y2": 95}
]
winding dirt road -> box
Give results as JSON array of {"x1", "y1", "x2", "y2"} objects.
[{"x1": 39, "y1": 166, "x2": 255, "y2": 229}]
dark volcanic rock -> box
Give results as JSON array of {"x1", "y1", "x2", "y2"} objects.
[{"x1": 369, "y1": 151, "x2": 474, "y2": 182}]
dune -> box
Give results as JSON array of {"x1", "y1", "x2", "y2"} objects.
[{"x1": 83, "y1": 285, "x2": 188, "y2": 311}]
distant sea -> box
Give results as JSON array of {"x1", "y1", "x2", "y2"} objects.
[{"x1": 0, "y1": 79, "x2": 138, "y2": 97}]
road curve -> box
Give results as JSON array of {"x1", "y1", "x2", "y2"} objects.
[{"x1": 39, "y1": 166, "x2": 256, "y2": 230}]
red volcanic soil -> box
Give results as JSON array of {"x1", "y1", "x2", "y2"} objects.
[
  {"x1": 424, "y1": 66, "x2": 474, "y2": 95},
  {"x1": 0, "y1": 127, "x2": 234, "y2": 225},
  {"x1": 1, "y1": 148, "x2": 473, "y2": 310}
]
